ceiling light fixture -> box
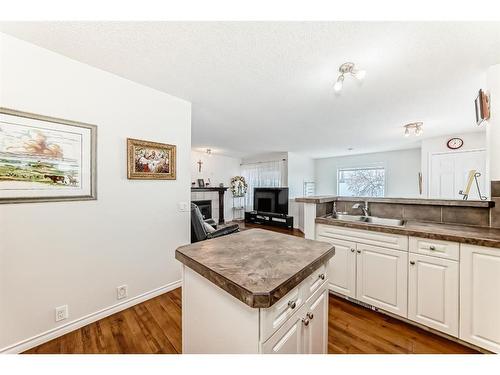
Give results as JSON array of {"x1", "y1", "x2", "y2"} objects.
[
  {"x1": 334, "y1": 62, "x2": 366, "y2": 92},
  {"x1": 403, "y1": 122, "x2": 423, "y2": 137}
]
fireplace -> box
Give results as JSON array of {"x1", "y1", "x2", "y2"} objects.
[{"x1": 193, "y1": 200, "x2": 212, "y2": 220}]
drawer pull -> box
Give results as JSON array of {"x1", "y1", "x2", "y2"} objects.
[
  {"x1": 429, "y1": 245, "x2": 436, "y2": 251},
  {"x1": 307, "y1": 312, "x2": 314, "y2": 320},
  {"x1": 318, "y1": 273, "x2": 325, "y2": 280},
  {"x1": 357, "y1": 250, "x2": 361, "y2": 254},
  {"x1": 302, "y1": 318, "x2": 310, "y2": 326},
  {"x1": 288, "y1": 300, "x2": 296, "y2": 309},
  {"x1": 410, "y1": 261, "x2": 415, "y2": 265},
  {"x1": 350, "y1": 248, "x2": 355, "y2": 253}
]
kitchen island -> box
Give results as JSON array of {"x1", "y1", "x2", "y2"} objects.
[{"x1": 175, "y1": 229, "x2": 335, "y2": 354}]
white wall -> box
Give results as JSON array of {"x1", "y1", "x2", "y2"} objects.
[
  {"x1": 0, "y1": 33, "x2": 191, "y2": 352},
  {"x1": 487, "y1": 65, "x2": 500, "y2": 181},
  {"x1": 191, "y1": 150, "x2": 241, "y2": 221},
  {"x1": 421, "y1": 131, "x2": 486, "y2": 197},
  {"x1": 287, "y1": 153, "x2": 314, "y2": 230},
  {"x1": 314, "y1": 148, "x2": 421, "y2": 197}
]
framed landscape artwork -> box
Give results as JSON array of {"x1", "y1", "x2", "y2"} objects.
[
  {"x1": 127, "y1": 138, "x2": 176, "y2": 180},
  {"x1": 0, "y1": 108, "x2": 97, "y2": 204}
]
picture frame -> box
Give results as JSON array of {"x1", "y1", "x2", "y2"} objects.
[
  {"x1": 197, "y1": 178, "x2": 205, "y2": 188},
  {"x1": 475, "y1": 89, "x2": 490, "y2": 126},
  {"x1": 127, "y1": 138, "x2": 176, "y2": 180},
  {"x1": 0, "y1": 107, "x2": 97, "y2": 204}
]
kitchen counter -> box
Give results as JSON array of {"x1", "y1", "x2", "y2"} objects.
[
  {"x1": 175, "y1": 228, "x2": 335, "y2": 308},
  {"x1": 316, "y1": 216, "x2": 500, "y2": 249},
  {"x1": 296, "y1": 195, "x2": 494, "y2": 208}
]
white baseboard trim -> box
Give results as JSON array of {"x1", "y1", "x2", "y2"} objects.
[{"x1": 0, "y1": 279, "x2": 182, "y2": 354}]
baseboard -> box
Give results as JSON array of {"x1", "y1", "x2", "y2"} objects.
[{"x1": 0, "y1": 279, "x2": 182, "y2": 354}]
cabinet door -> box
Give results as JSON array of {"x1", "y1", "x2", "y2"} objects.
[
  {"x1": 460, "y1": 244, "x2": 500, "y2": 353},
  {"x1": 356, "y1": 244, "x2": 408, "y2": 317},
  {"x1": 316, "y1": 236, "x2": 356, "y2": 298},
  {"x1": 408, "y1": 253, "x2": 459, "y2": 337},
  {"x1": 262, "y1": 305, "x2": 305, "y2": 354},
  {"x1": 303, "y1": 288, "x2": 328, "y2": 354}
]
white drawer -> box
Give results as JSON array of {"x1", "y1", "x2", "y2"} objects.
[
  {"x1": 260, "y1": 282, "x2": 305, "y2": 342},
  {"x1": 409, "y1": 236, "x2": 459, "y2": 261},
  {"x1": 260, "y1": 263, "x2": 327, "y2": 342},
  {"x1": 316, "y1": 224, "x2": 408, "y2": 251},
  {"x1": 300, "y1": 263, "x2": 328, "y2": 302}
]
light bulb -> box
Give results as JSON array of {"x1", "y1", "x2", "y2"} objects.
[
  {"x1": 334, "y1": 75, "x2": 344, "y2": 92},
  {"x1": 353, "y1": 69, "x2": 366, "y2": 81},
  {"x1": 404, "y1": 127, "x2": 410, "y2": 137}
]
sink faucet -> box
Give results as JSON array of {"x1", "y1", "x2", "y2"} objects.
[{"x1": 352, "y1": 201, "x2": 369, "y2": 216}]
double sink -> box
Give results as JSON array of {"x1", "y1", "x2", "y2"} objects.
[{"x1": 329, "y1": 213, "x2": 406, "y2": 227}]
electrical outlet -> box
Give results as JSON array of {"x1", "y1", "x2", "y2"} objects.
[
  {"x1": 55, "y1": 305, "x2": 68, "y2": 322},
  {"x1": 116, "y1": 285, "x2": 128, "y2": 300}
]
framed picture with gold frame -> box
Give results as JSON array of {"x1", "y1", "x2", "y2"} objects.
[{"x1": 127, "y1": 138, "x2": 176, "y2": 180}]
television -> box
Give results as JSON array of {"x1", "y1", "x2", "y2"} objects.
[{"x1": 253, "y1": 187, "x2": 289, "y2": 215}]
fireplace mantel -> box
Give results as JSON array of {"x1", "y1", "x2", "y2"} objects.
[{"x1": 191, "y1": 187, "x2": 229, "y2": 224}]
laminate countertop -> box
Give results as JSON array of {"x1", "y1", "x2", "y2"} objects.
[
  {"x1": 316, "y1": 216, "x2": 500, "y2": 249},
  {"x1": 175, "y1": 229, "x2": 335, "y2": 308}
]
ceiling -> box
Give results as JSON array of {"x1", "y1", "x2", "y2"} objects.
[{"x1": 1, "y1": 22, "x2": 499, "y2": 159}]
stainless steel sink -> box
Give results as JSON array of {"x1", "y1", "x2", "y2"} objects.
[
  {"x1": 330, "y1": 214, "x2": 405, "y2": 227},
  {"x1": 363, "y1": 216, "x2": 406, "y2": 227},
  {"x1": 330, "y1": 213, "x2": 365, "y2": 222}
]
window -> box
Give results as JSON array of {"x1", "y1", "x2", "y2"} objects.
[
  {"x1": 337, "y1": 166, "x2": 385, "y2": 197},
  {"x1": 241, "y1": 160, "x2": 284, "y2": 210}
]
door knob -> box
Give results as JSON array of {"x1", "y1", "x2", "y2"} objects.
[
  {"x1": 302, "y1": 318, "x2": 310, "y2": 326},
  {"x1": 410, "y1": 261, "x2": 415, "y2": 265},
  {"x1": 307, "y1": 312, "x2": 314, "y2": 320},
  {"x1": 357, "y1": 250, "x2": 361, "y2": 254},
  {"x1": 288, "y1": 300, "x2": 296, "y2": 309},
  {"x1": 350, "y1": 248, "x2": 355, "y2": 253}
]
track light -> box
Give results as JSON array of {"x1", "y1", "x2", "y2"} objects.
[
  {"x1": 403, "y1": 122, "x2": 423, "y2": 137},
  {"x1": 334, "y1": 62, "x2": 366, "y2": 92}
]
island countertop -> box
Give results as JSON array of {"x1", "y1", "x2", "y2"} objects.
[{"x1": 175, "y1": 228, "x2": 335, "y2": 308}]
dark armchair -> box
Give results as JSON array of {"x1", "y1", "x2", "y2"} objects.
[{"x1": 190, "y1": 203, "x2": 240, "y2": 243}]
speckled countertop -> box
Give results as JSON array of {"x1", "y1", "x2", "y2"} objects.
[
  {"x1": 175, "y1": 229, "x2": 335, "y2": 308},
  {"x1": 316, "y1": 216, "x2": 500, "y2": 249}
]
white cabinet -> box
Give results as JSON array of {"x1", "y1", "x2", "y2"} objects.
[
  {"x1": 318, "y1": 237, "x2": 356, "y2": 298},
  {"x1": 408, "y1": 253, "x2": 459, "y2": 336},
  {"x1": 303, "y1": 289, "x2": 329, "y2": 354},
  {"x1": 356, "y1": 243, "x2": 408, "y2": 317},
  {"x1": 262, "y1": 304, "x2": 306, "y2": 354},
  {"x1": 460, "y1": 244, "x2": 500, "y2": 353}
]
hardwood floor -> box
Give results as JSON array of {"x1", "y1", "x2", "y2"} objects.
[{"x1": 24, "y1": 224, "x2": 479, "y2": 354}]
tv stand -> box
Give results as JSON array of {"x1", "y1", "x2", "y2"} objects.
[{"x1": 245, "y1": 211, "x2": 294, "y2": 229}]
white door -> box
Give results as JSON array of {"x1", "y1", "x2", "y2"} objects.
[
  {"x1": 318, "y1": 237, "x2": 356, "y2": 298},
  {"x1": 408, "y1": 253, "x2": 459, "y2": 337},
  {"x1": 303, "y1": 289, "x2": 328, "y2": 354},
  {"x1": 460, "y1": 244, "x2": 500, "y2": 353},
  {"x1": 429, "y1": 149, "x2": 487, "y2": 199},
  {"x1": 262, "y1": 305, "x2": 305, "y2": 354},
  {"x1": 356, "y1": 244, "x2": 408, "y2": 317}
]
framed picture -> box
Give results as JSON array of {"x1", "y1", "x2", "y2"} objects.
[
  {"x1": 127, "y1": 138, "x2": 176, "y2": 180},
  {"x1": 475, "y1": 89, "x2": 490, "y2": 126},
  {"x1": 0, "y1": 107, "x2": 97, "y2": 204},
  {"x1": 197, "y1": 178, "x2": 205, "y2": 188}
]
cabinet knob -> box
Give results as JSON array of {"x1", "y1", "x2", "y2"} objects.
[
  {"x1": 318, "y1": 273, "x2": 325, "y2": 280},
  {"x1": 350, "y1": 248, "x2": 355, "y2": 253},
  {"x1": 288, "y1": 300, "x2": 296, "y2": 309},
  {"x1": 302, "y1": 318, "x2": 310, "y2": 326},
  {"x1": 307, "y1": 312, "x2": 314, "y2": 320},
  {"x1": 429, "y1": 245, "x2": 436, "y2": 251},
  {"x1": 410, "y1": 261, "x2": 415, "y2": 265},
  {"x1": 357, "y1": 250, "x2": 361, "y2": 254}
]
